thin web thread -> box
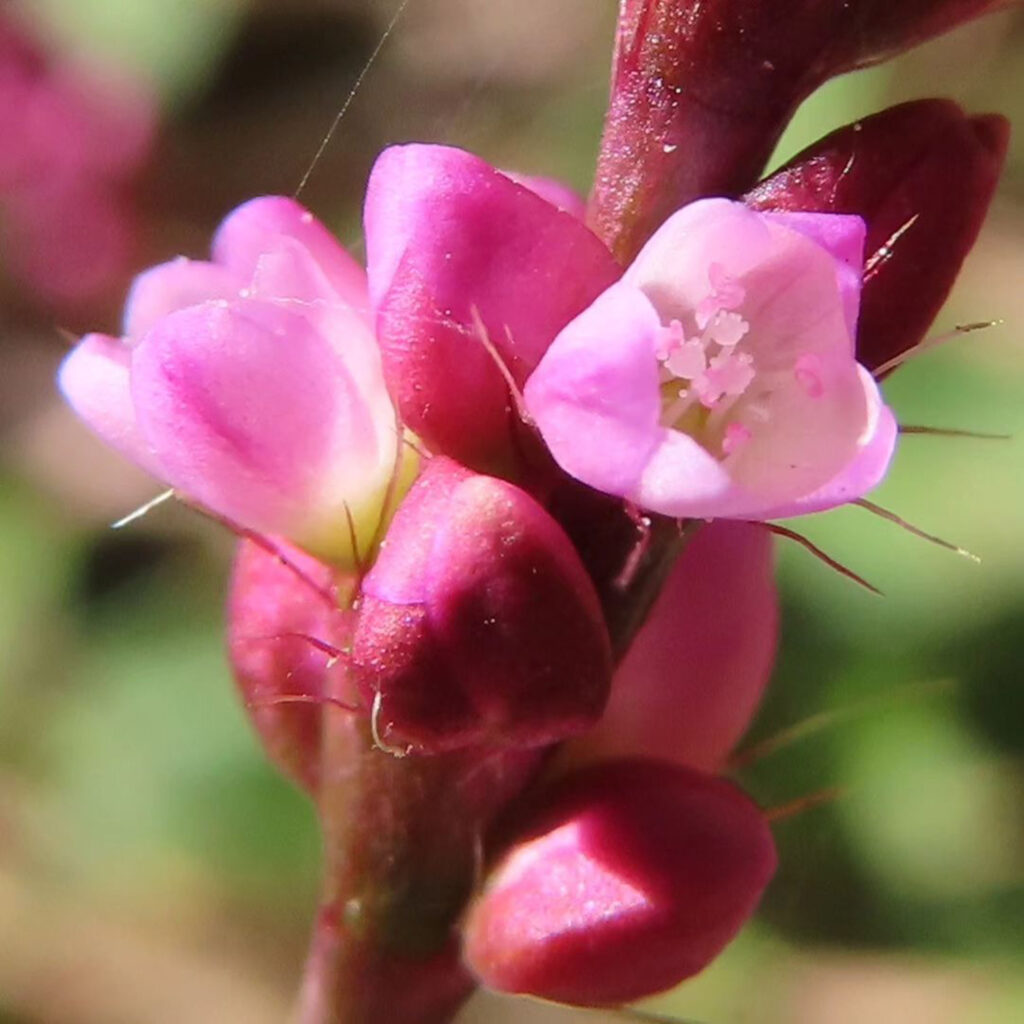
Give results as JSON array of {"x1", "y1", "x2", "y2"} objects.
[{"x1": 293, "y1": 0, "x2": 412, "y2": 198}]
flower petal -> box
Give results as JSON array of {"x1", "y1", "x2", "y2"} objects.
[
  {"x1": 755, "y1": 366, "x2": 899, "y2": 518},
  {"x1": 130, "y1": 298, "x2": 383, "y2": 550},
  {"x1": 365, "y1": 143, "x2": 620, "y2": 464},
  {"x1": 501, "y1": 171, "x2": 587, "y2": 219},
  {"x1": 123, "y1": 257, "x2": 242, "y2": 340},
  {"x1": 57, "y1": 332, "x2": 158, "y2": 474},
  {"x1": 524, "y1": 282, "x2": 663, "y2": 500},
  {"x1": 212, "y1": 196, "x2": 370, "y2": 316}
]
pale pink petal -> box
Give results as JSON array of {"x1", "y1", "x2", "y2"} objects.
[
  {"x1": 58, "y1": 332, "x2": 158, "y2": 474},
  {"x1": 365, "y1": 143, "x2": 620, "y2": 463},
  {"x1": 623, "y1": 199, "x2": 778, "y2": 317},
  {"x1": 566, "y1": 521, "x2": 777, "y2": 773},
  {"x1": 755, "y1": 368, "x2": 899, "y2": 518},
  {"x1": 523, "y1": 282, "x2": 662, "y2": 499},
  {"x1": 211, "y1": 196, "x2": 369, "y2": 316},
  {"x1": 130, "y1": 299, "x2": 380, "y2": 542},
  {"x1": 633, "y1": 426, "x2": 746, "y2": 517},
  {"x1": 250, "y1": 238, "x2": 338, "y2": 305},
  {"x1": 123, "y1": 257, "x2": 243, "y2": 340}
]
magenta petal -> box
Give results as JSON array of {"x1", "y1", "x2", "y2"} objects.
[
  {"x1": 123, "y1": 257, "x2": 243, "y2": 340},
  {"x1": 569, "y1": 521, "x2": 777, "y2": 772},
  {"x1": 212, "y1": 196, "x2": 369, "y2": 314},
  {"x1": 130, "y1": 299, "x2": 376, "y2": 538},
  {"x1": 58, "y1": 332, "x2": 158, "y2": 474},
  {"x1": 501, "y1": 171, "x2": 587, "y2": 220},
  {"x1": 365, "y1": 143, "x2": 621, "y2": 463},
  {"x1": 524, "y1": 282, "x2": 663, "y2": 499}
]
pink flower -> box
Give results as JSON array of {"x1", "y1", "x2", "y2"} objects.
[
  {"x1": 59, "y1": 197, "x2": 413, "y2": 565},
  {"x1": 525, "y1": 198, "x2": 898, "y2": 521},
  {"x1": 0, "y1": 12, "x2": 153, "y2": 306}
]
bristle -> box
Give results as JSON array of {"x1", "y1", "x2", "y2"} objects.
[
  {"x1": 854, "y1": 498, "x2": 980, "y2": 563},
  {"x1": 763, "y1": 522, "x2": 882, "y2": 595}
]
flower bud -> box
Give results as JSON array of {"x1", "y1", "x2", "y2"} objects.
[
  {"x1": 746, "y1": 99, "x2": 1009, "y2": 374},
  {"x1": 365, "y1": 144, "x2": 619, "y2": 471},
  {"x1": 462, "y1": 759, "x2": 777, "y2": 1006},
  {"x1": 227, "y1": 537, "x2": 351, "y2": 794},
  {"x1": 566, "y1": 520, "x2": 777, "y2": 773},
  {"x1": 351, "y1": 457, "x2": 612, "y2": 754},
  {"x1": 591, "y1": 0, "x2": 1008, "y2": 259}
]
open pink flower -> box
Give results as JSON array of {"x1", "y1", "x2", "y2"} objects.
[
  {"x1": 59, "y1": 197, "x2": 411, "y2": 565},
  {"x1": 525, "y1": 198, "x2": 898, "y2": 521}
]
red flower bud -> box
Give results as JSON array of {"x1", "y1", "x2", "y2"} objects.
[
  {"x1": 746, "y1": 99, "x2": 1009, "y2": 373},
  {"x1": 352, "y1": 457, "x2": 613, "y2": 754},
  {"x1": 227, "y1": 537, "x2": 350, "y2": 793},
  {"x1": 463, "y1": 759, "x2": 777, "y2": 1006},
  {"x1": 591, "y1": 0, "x2": 1008, "y2": 260}
]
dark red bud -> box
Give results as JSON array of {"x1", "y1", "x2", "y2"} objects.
[
  {"x1": 463, "y1": 759, "x2": 777, "y2": 1006},
  {"x1": 746, "y1": 99, "x2": 1009, "y2": 373},
  {"x1": 352, "y1": 457, "x2": 613, "y2": 754},
  {"x1": 591, "y1": 0, "x2": 1008, "y2": 260},
  {"x1": 227, "y1": 537, "x2": 350, "y2": 793}
]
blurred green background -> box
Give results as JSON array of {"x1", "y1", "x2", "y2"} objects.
[{"x1": 0, "y1": 2, "x2": 1021, "y2": 1022}]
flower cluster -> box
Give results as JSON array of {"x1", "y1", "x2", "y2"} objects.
[{"x1": 57, "y1": 0, "x2": 1008, "y2": 1020}]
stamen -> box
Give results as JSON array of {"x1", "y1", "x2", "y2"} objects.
[
  {"x1": 664, "y1": 338, "x2": 706, "y2": 379},
  {"x1": 695, "y1": 262, "x2": 745, "y2": 329},
  {"x1": 655, "y1": 318, "x2": 686, "y2": 360},
  {"x1": 794, "y1": 353, "x2": 825, "y2": 399},
  {"x1": 703, "y1": 310, "x2": 748, "y2": 347},
  {"x1": 722, "y1": 422, "x2": 752, "y2": 455}
]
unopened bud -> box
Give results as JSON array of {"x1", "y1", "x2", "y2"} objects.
[
  {"x1": 352, "y1": 457, "x2": 612, "y2": 754},
  {"x1": 746, "y1": 99, "x2": 1009, "y2": 373},
  {"x1": 463, "y1": 758, "x2": 777, "y2": 1006}
]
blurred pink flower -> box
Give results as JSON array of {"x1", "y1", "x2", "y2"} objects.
[
  {"x1": 59, "y1": 197, "x2": 411, "y2": 565},
  {"x1": 0, "y1": 12, "x2": 153, "y2": 306},
  {"x1": 525, "y1": 198, "x2": 898, "y2": 520}
]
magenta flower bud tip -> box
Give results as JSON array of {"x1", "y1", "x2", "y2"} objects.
[
  {"x1": 227, "y1": 537, "x2": 349, "y2": 793},
  {"x1": 463, "y1": 759, "x2": 777, "y2": 1006},
  {"x1": 352, "y1": 457, "x2": 613, "y2": 754},
  {"x1": 365, "y1": 144, "x2": 619, "y2": 469},
  {"x1": 746, "y1": 99, "x2": 1009, "y2": 374},
  {"x1": 526, "y1": 199, "x2": 897, "y2": 521}
]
